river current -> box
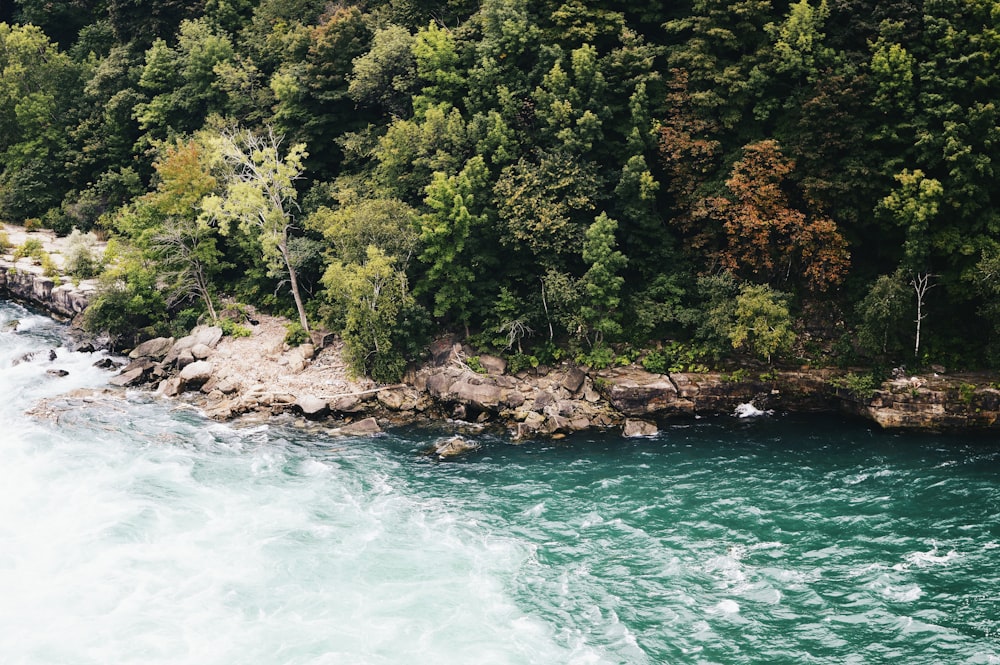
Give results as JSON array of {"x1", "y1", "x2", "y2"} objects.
[{"x1": 2, "y1": 299, "x2": 999, "y2": 664}]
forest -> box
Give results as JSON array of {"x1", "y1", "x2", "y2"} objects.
[{"x1": 2, "y1": 0, "x2": 1000, "y2": 381}]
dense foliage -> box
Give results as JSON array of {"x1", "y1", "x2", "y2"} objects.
[{"x1": 5, "y1": 0, "x2": 1000, "y2": 377}]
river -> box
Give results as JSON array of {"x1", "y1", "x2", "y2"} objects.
[{"x1": 2, "y1": 299, "x2": 999, "y2": 664}]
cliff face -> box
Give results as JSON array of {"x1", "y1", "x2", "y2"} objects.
[
  {"x1": 839, "y1": 375, "x2": 1000, "y2": 429},
  {"x1": 0, "y1": 268, "x2": 95, "y2": 320}
]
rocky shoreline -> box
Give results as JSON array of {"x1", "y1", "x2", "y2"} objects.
[
  {"x1": 54, "y1": 320, "x2": 1000, "y2": 439},
  {"x1": 5, "y1": 225, "x2": 1000, "y2": 438}
]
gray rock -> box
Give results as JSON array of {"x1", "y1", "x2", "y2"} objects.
[
  {"x1": 504, "y1": 390, "x2": 526, "y2": 408},
  {"x1": 329, "y1": 394, "x2": 363, "y2": 413},
  {"x1": 623, "y1": 418, "x2": 658, "y2": 438},
  {"x1": 158, "y1": 377, "x2": 183, "y2": 398},
  {"x1": 377, "y1": 389, "x2": 406, "y2": 410},
  {"x1": 330, "y1": 417, "x2": 381, "y2": 437},
  {"x1": 451, "y1": 377, "x2": 503, "y2": 409},
  {"x1": 175, "y1": 349, "x2": 195, "y2": 370},
  {"x1": 191, "y1": 343, "x2": 213, "y2": 360},
  {"x1": 46, "y1": 369, "x2": 69, "y2": 377},
  {"x1": 532, "y1": 391, "x2": 555, "y2": 411},
  {"x1": 109, "y1": 367, "x2": 146, "y2": 387},
  {"x1": 600, "y1": 368, "x2": 688, "y2": 416},
  {"x1": 296, "y1": 394, "x2": 329, "y2": 418},
  {"x1": 556, "y1": 400, "x2": 578, "y2": 417},
  {"x1": 425, "y1": 436, "x2": 479, "y2": 460},
  {"x1": 514, "y1": 422, "x2": 539, "y2": 440},
  {"x1": 217, "y1": 378, "x2": 241, "y2": 394},
  {"x1": 478, "y1": 354, "x2": 507, "y2": 375},
  {"x1": 191, "y1": 325, "x2": 224, "y2": 349},
  {"x1": 178, "y1": 360, "x2": 214, "y2": 387},
  {"x1": 93, "y1": 357, "x2": 122, "y2": 370},
  {"x1": 562, "y1": 366, "x2": 587, "y2": 393},
  {"x1": 128, "y1": 336, "x2": 175, "y2": 360}
]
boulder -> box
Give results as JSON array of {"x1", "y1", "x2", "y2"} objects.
[
  {"x1": 425, "y1": 436, "x2": 479, "y2": 460},
  {"x1": 377, "y1": 389, "x2": 407, "y2": 410},
  {"x1": 514, "y1": 422, "x2": 538, "y2": 440},
  {"x1": 295, "y1": 394, "x2": 329, "y2": 419},
  {"x1": 158, "y1": 377, "x2": 183, "y2": 398},
  {"x1": 93, "y1": 357, "x2": 122, "y2": 370},
  {"x1": 532, "y1": 391, "x2": 555, "y2": 411},
  {"x1": 478, "y1": 354, "x2": 507, "y2": 375},
  {"x1": 128, "y1": 336, "x2": 175, "y2": 360},
  {"x1": 191, "y1": 343, "x2": 213, "y2": 360},
  {"x1": 109, "y1": 367, "x2": 147, "y2": 387},
  {"x1": 174, "y1": 349, "x2": 195, "y2": 370},
  {"x1": 599, "y1": 368, "x2": 691, "y2": 416},
  {"x1": 623, "y1": 418, "x2": 658, "y2": 438},
  {"x1": 191, "y1": 325, "x2": 224, "y2": 349},
  {"x1": 562, "y1": 366, "x2": 587, "y2": 393},
  {"x1": 178, "y1": 360, "x2": 214, "y2": 387},
  {"x1": 217, "y1": 378, "x2": 241, "y2": 394},
  {"x1": 46, "y1": 369, "x2": 69, "y2": 377},
  {"x1": 330, "y1": 417, "x2": 382, "y2": 437},
  {"x1": 451, "y1": 377, "x2": 503, "y2": 410},
  {"x1": 330, "y1": 394, "x2": 364, "y2": 413},
  {"x1": 504, "y1": 390, "x2": 526, "y2": 408}
]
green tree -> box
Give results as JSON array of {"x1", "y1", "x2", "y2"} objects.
[
  {"x1": 856, "y1": 270, "x2": 909, "y2": 357},
  {"x1": 322, "y1": 246, "x2": 414, "y2": 383},
  {"x1": 269, "y1": 5, "x2": 370, "y2": 178},
  {"x1": 202, "y1": 126, "x2": 312, "y2": 334},
  {"x1": 730, "y1": 282, "x2": 796, "y2": 363},
  {"x1": 146, "y1": 140, "x2": 225, "y2": 321},
  {"x1": 416, "y1": 156, "x2": 489, "y2": 331},
  {"x1": 307, "y1": 195, "x2": 419, "y2": 267},
  {"x1": 878, "y1": 168, "x2": 943, "y2": 358},
  {"x1": 579, "y1": 212, "x2": 627, "y2": 346},
  {"x1": 0, "y1": 23, "x2": 81, "y2": 220},
  {"x1": 135, "y1": 19, "x2": 234, "y2": 142}
]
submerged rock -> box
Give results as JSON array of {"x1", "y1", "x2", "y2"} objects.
[
  {"x1": 425, "y1": 436, "x2": 479, "y2": 460},
  {"x1": 623, "y1": 419, "x2": 658, "y2": 438},
  {"x1": 329, "y1": 417, "x2": 381, "y2": 437}
]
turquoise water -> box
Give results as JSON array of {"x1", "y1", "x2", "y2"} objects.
[{"x1": 2, "y1": 300, "x2": 999, "y2": 664}]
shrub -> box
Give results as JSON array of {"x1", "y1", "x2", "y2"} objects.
[
  {"x1": 40, "y1": 252, "x2": 59, "y2": 278},
  {"x1": 23, "y1": 218, "x2": 42, "y2": 232},
  {"x1": 13, "y1": 238, "x2": 44, "y2": 261},
  {"x1": 82, "y1": 266, "x2": 168, "y2": 348},
  {"x1": 829, "y1": 371, "x2": 883, "y2": 399},
  {"x1": 221, "y1": 319, "x2": 252, "y2": 338},
  {"x1": 506, "y1": 352, "x2": 539, "y2": 374},
  {"x1": 464, "y1": 355, "x2": 487, "y2": 374},
  {"x1": 284, "y1": 321, "x2": 309, "y2": 347},
  {"x1": 576, "y1": 344, "x2": 616, "y2": 370},
  {"x1": 63, "y1": 228, "x2": 101, "y2": 279},
  {"x1": 0, "y1": 231, "x2": 9, "y2": 253}
]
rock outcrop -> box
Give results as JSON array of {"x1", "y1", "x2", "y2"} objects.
[
  {"x1": 0, "y1": 268, "x2": 96, "y2": 321},
  {"x1": 842, "y1": 374, "x2": 1000, "y2": 429}
]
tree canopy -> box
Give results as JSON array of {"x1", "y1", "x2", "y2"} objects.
[{"x1": 7, "y1": 0, "x2": 1000, "y2": 375}]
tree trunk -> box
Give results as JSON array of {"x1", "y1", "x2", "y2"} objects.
[
  {"x1": 281, "y1": 243, "x2": 310, "y2": 335},
  {"x1": 911, "y1": 272, "x2": 933, "y2": 358}
]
